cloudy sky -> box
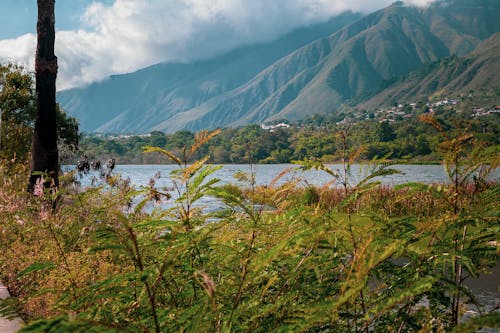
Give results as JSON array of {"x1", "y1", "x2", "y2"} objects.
[{"x1": 0, "y1": 0, "x2": 436, "y2": 90}]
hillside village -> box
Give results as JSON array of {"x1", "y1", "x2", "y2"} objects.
[
  {"x1": 260, "y1": 96, "x2": 500, "y2": 130},
  {"x1": 85, "y1": 95, "x2": 498, "y2": 139},
  {"x1": 369, "y1": 99, "x2": 499, "y2": 122}
]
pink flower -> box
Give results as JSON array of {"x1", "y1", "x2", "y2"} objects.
[{"x1": 33, "y1": 177, "x2": 45, "y2": 197}]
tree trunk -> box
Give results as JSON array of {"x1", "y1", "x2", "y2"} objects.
[{"x1": 29, "y1": 0, "x2": 59, "y2": 191}]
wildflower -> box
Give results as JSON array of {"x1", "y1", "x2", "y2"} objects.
[{"x1": 33, "y1": 177, "x2": 45, "y2": 197}]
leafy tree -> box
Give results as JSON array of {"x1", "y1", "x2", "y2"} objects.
[
  {"x1": 149, "y1": 131, "x2": 167, "y2": 148},
  {"x1": 377, "y1": 121, "x2": 396, "y2": 142},
  {"x1": 0, "y1": 65, "x2": 79, "y2": 163},
  {"x1": 170, "y1": 130, "x2": 195, "y2": 150},
  {"x1": 365, "y1": 142, "x2": 393, "y2": 159},
  {"x1": 415, "y1": 135, "x2": 431, "y2": 155},
  {"x1": 0, "y1": 65, "x2": 35, "y2": 160},
  {"x1": 75, "y1": 106, "x2": 499, "y2": 165},
  {"x1": 269, "y1": 148, "x2": 292, "y2": 163}
]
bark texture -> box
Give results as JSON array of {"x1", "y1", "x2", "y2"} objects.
[{"x1": 29, "y1": 0, "x2": 59, "y2": 190}]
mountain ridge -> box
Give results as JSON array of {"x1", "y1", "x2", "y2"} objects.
[
  {"x1": 58, "y1": 12, "x2": 361, "y2": 132},
  {"x1": 359, "y1": 32, "x2": 500, "y2": 109},
  {"x1": 58, "y1": 0, "x2": 500, "y2": 134}
]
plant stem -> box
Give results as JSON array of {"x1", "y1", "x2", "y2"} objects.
[{"x1": 126, "y1": 224, "x2": 160, "y2": 333}]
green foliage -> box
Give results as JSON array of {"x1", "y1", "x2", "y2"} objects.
[
  {"x1": 77, "y1": 103, "x2": 499, "y2": 165},
  {"x1": 399, "y1": 115, "x2": 500, "y2": 328},
  {"x1": 302, "y1": 186, "x2": 320, "y2": 205},
  {"x1": 0, "y1": 297, "x2": 20, "y2": 321},
  {"x1": 18, "y1": 262, "x2": 56, "y2": 278},
  {"x1": 0, "y1": 64, "x2": 80, "y2": 163},
  {"x1": 0, "y1": 64, "x2": 35, "y2": 161},
  {"x1": 0, "y1": 119, "x2": 498, "y2": 332},
  {"x1": 452, "y1": 312, "x2": 500, "y2": 333},
  {"x1": 377, "y1": 121, "x2": 396, "y2": 142},
  {"x1": 19, "y1": 316, "x2": 125, "y2": 333}
]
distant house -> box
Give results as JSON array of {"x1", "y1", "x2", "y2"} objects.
[{"x1": 261, "y1": 123, "x2": 290, "y2": 131}]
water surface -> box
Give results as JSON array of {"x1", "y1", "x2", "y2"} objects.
[{"x1": 71, "y1": 163, "x2": 499, "y2": 188}]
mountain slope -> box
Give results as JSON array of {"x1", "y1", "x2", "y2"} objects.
[
  {"x1": 359, "y1": 32, "x2": 500, "y2": 108},
  {"x1": 59, "y1": 0, "x2": 500, "y2": 134},
  {"x1": 151, "y1": 0, "x2": 500, "y2": 133},
  {"x1": 58, "y1": 12, "x2": 361, "y2": 132}
]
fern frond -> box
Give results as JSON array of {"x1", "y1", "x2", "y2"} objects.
[
  {"x1": 189, "y1": 129, "x2": 221, "y2": 157},
  {"x1": 143, "y1": 146, "x2": 182, "y2": 166}
]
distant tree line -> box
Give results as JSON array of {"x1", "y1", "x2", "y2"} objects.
[{"x1": 77, "y1": 108, "x2": 499, "y2": 165}]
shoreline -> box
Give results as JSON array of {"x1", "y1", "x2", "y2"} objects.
[{"x1": 63, "y1": 161, "x2": 444, "y2": 167}]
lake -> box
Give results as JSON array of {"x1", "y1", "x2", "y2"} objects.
[
  {"x1": 68, "y1": 163, "x2": 499, "y2": 214},
  {"x1": 69, "y1": 163, "x2": 500, "y2": 189}
]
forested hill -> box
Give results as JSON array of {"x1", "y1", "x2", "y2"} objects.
[{"x1": 58, "y1": 0, "x2": 500, "y2": 134}]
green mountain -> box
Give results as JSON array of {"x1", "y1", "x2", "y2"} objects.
[
  {"x1": 58, "y1": 0, "x2": 500, "y2": 134},
  {"x1": 57, "y1": 12, "x2": 361, "y2": 133},
  {"x1": 360, "y1": 32, "x2": 500, "y2": 108}
]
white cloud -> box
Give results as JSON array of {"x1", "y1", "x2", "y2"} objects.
[
  {"x1": 0, "y1": 0, "x2": 437, "y2": 90},
  {"x1": 0, "y1": 33, "x2": 36, "y2": 69}
]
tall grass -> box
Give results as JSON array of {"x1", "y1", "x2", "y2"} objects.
[{"x1": 0, "y1": 122, "x2": 498, "y2": 332}]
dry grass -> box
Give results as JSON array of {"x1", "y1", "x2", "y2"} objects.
[{"x1": 240, "y1": 180, "x2": 497, "y2": 218}]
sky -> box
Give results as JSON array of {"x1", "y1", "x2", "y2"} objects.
[{"x1": 0, "y1": 0, "x2": 436, "y2": 91}]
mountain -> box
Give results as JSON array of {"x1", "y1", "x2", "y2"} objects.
[
  {"x1": 57, "y1": 12, "x2": 361, "y2": 133},
  {"x1": 59, "y1": 0, "x2": 500, "y2": 134},
  {"x1": 359, "y1": 32, "x2": 500, "y2": 108}
]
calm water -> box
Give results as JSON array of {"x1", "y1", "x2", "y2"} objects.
[
  {"x1": 70, "y1": 163, "x2": 499, "y2": 189},
  {"x1": 69, "y1": 163, "x2": 499, "y2": 213}
]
